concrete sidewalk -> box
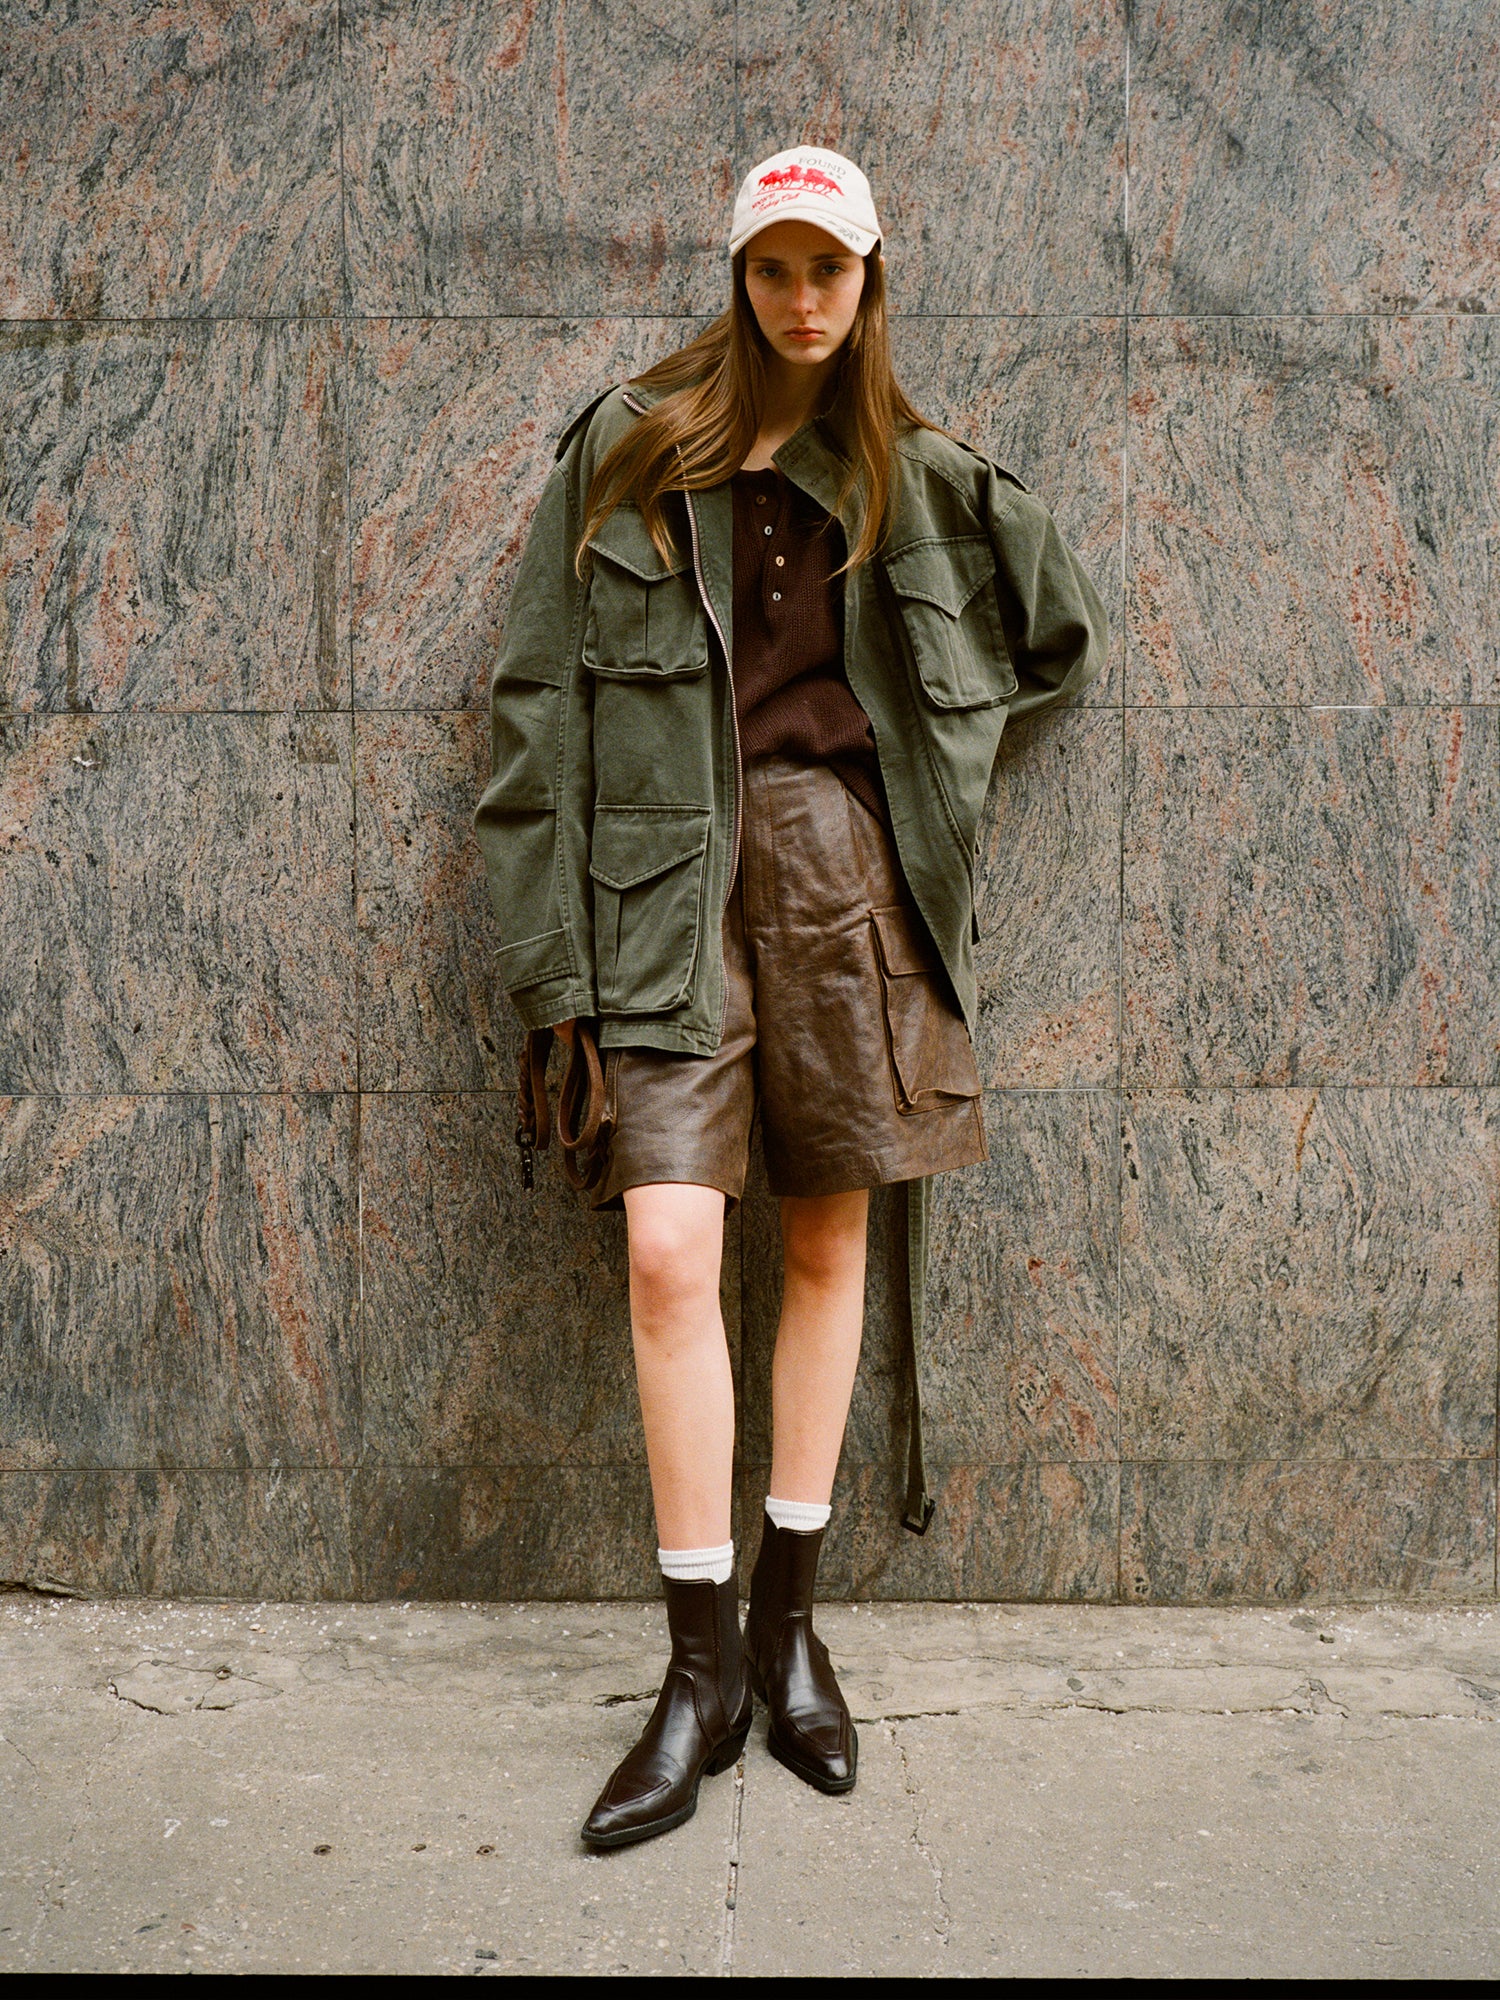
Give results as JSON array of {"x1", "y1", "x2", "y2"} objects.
[{"x1": 3, "y1": 1597, "x2": 1500, "y2": 1976}]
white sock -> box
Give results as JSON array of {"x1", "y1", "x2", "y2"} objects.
[
  {"x1": 765, "y1": 1496, "x2": 831, "y2": 1534},
  {"x1": 658, "y1": 1541, "x2": 734, "y2": 1585}
]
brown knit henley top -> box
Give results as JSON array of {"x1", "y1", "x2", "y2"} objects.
[{"x1": 729, "y1": 465, "x2": 887, "y2": 824}]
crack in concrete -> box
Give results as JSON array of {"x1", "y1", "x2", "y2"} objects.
[
  {"x1": 846, "y1": 1646, "x2": 1500, "y2": 1676},
  {"x1": 106, "y1": 1659, "x2": 281, "y2": 1715},
  {"x1": 23, "y1": 1712, "x2": 118, "y2": 1958},
  {"x1": 889, "y1": 1722, "x2": 951, "y2": 1953},
  {"x1": 109, "y1": 1689, "x2": 176, "y2": 1716},
  {"x1": 717, "y1": 1754, "x2": 745, "y2": 1978},
  {"x1": 295, "y1": 1643, "x2": 356, "y2": 1685},
  {"x1": 27, "y1": 1872, "x2": 62, "y2": 1953},
  {"x1": 1, "y1": 1731, "x2": 41, "y2": 1777},
  {"x1": 849, "y1": 1680, "x2": 1500, "y2": 1725},
  {"x1": 853, "y1": 1708, "x2": 962, "y2": 1723},
  {"x1": 1302, "y1": 1677, "x2": 1351, "y2": 1719}
]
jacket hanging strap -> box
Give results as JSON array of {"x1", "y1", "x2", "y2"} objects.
[
  {"x1": 516, "y1": 1028, "x2": 554, "y2": 1190},
  {"x1": 515, "y1": 1023, "x2": 610, "y2": 1195},
  {"x1": 902, "y1": 1176, "x2": 936, "y2": 1535},
  {"x1": 556, "y1": 1026, "x2": 609, "y2": 1193}
]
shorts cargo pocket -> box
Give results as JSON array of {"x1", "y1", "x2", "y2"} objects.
[
  {"x1": 870, "y1": 904, "x2": 983, "y2": 1114},
  {"x1": 590, "y1": 805, "x2": 712, "y2": 1015},
  {"x1": 585, "y1": 508, "x2": 709, "y2": 680},
  {"x1": 883, "y1": 536, "x2": 1016, "y2": 710}
]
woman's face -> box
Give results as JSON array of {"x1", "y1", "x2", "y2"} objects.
[{"x1": 743, "y1": 220, "x2": 867, "y2": 370}]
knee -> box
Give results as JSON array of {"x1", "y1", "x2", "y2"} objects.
[
  {"x1": 628, "y1": 1212, "x2": 718, "y2": 1318},
  {"x1": 782, "y1": 1202, "x2": 867, "y2": 1291}
]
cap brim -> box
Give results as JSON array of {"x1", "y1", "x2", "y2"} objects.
[{"x1": 730, "y1": 210, "x2": 880, "y2": 259}]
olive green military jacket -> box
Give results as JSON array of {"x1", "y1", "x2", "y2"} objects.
[{"x1": 475, "y1": 383, "x2": 1109, "y2": 1054}]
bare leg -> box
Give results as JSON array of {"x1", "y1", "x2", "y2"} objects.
[
  {"x1": 584, "y1": 1181, "x2": 746, "y2": 1850},
  {"x1": 623, "y1": 1182, "x2": 735, "y2": 1550},
  {"x1": 768, "y1": 1188, "x2": 870, "y2": 1505}
]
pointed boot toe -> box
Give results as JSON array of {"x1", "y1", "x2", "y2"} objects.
[
  {"x1": 746, "y1": 1516, "x2": 859, "y2": 1797},
  {"x1": 581, "y1": 1577, "x2": 750, "y2": 1851},
  {"x1": 766, "y1": 1677, "x2": 858, "y2": 1794},
  {"x1": 581, "y1": 1765, "x2": 681, "y2": 1849},
  {"x1": 767, "y1": 1717, "x2": 858, "y2": 1793}
]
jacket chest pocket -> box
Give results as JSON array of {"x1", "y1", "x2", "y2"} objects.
[
  {"x1": 589, "y1": 805, "x2": 712, "y2": 1015},
  {"x1": 585, "y1": 508, "x2": 709, "y2": 680},
  {"x1": 882, "y1": 536, "x2": 1015, "y2": 710}
]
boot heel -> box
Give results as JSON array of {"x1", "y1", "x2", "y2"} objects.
[{"x1": 706, "y1": 1722, "x2": 750, "y2": 1776}]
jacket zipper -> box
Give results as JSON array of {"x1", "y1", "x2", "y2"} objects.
[{"x1": 684, "y1": 488, "x2": 741, "y2": 1043}]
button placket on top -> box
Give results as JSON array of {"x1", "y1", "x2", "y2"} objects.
[{"x1": 761, "y1": 468, "x2": 788, "y2": 609}]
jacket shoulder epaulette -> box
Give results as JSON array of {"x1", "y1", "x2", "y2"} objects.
[
  {"x1": 554, "y1": 386, "x2": 620, "y2": 462},
  {"x1": 897, "y1": 426, "x2": 1032, "y2": 503}
]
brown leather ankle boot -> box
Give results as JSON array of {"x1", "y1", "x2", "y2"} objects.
[
  {"x1": 744, "y1": 1516, "x2": 857, "y2": 1794},
  {"x1": 581, "y1": 1573, "x2": 751, "y2": 1849}
]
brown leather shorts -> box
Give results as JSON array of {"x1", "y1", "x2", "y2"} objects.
[{"x1": 592, "y1": 757, "x2": 987, "y2": 1210}]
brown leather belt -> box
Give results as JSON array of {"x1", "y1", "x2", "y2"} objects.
[{"x1": 515, "y1": 1023, "x2": 610, "y2": 1194}]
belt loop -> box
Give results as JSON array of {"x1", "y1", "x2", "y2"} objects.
[{"x1": 902, "y1": 1176, "x2": 937, "y2": 1535}]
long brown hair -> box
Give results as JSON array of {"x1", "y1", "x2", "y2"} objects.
[{"x1": 579, "y1": 249, "x2": 932, "y2": 576}]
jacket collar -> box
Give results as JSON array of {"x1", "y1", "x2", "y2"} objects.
[
  {"x1": 621, "y1": 377, "x2": 858, "y2": 530},
  {"x1": 772, "y1": 416, "x2": 851, "y2": 524}
]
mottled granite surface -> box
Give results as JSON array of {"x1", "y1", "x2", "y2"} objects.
[
  {"x1": 0, "y1": 1093, "x2": 358, "y2": 1471},
  {"x1": 1, "y1": 1, "x2": 344, "y2": 320},
  {"x1": 810, "y1": 1458, "x2": 1121, "y2": 1603},
  {"x1": 1130, "y1": 0, "x2": 1500, "y2": 313},
  {"x1": 1121, "y1": 1461, "x2": 1494, "y2": 1605},
  {"x1": 1121, "y1": 1089, "x2": 1500, "y2": 1462},
  {"x1": 355, "y1": 712, "x2": 501, "y2": 1090},
  {"x1": 342, "y1": 0, "x2": 734, "y2": 316},
  {"x1": 2, "y1": 320, "x2": 348, "y2": 711},
  {"x1": 1129, "y1": 317, "x2": 1500, "y2": 707},
  {"x1": 0, "y1": 1469, "x2": 357, "y2": 1599},
  {"x1": 974, "y1": 713, "x2": 1120, "y2": 1088},
  {"x1": 358, "y1": 1091, "x2": 650, "y2": 1469},
  {"x1": 3, "y1": 1, "x2": 1497, "y2": 1605},
  {"x1": 0, "y1": 713, "x2": 356, "y2": 1092},
  {"x1": 353, "y1": 1466, "x2": 661, "y2": 1602},
  {"x1": 924, "y1": 1092, "x2": 1119, "y2": 1465},
  {"x1": 738, "y1": 0, "x2": 1127, "y2": 314},
  {"x1": 349, "y1": 318, "x2": 704, "y2": 710},
  {"x1": 1123, "y1": 707, "x2": 1500, "y2": 1088}
]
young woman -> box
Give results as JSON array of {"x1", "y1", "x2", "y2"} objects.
[{"x1": 475, "y1": 147, "x2": 1108, "y2": 1849}]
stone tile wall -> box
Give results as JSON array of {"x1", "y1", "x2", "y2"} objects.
[{"x1": 2, "y1": 1, "x2": 1497, "y2": 1603}]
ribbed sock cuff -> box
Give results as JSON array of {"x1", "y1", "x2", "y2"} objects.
[
  {"x1": 765, "y1": 1496, "x2": 831, "y2": 1534},
  {"x1": 658, "y1": 1541, "x2": 735, "y2": 1585}
]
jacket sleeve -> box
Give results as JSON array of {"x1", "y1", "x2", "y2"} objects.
[
  {"x1": 986, "y1": 464, "x2": 1110, "y2": 725},
  {"x1": 472, "y1": 460, "x2": 596, "y2": 1031}
]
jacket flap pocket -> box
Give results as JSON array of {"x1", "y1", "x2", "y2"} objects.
[
  {"x1": 883, "y1": 536, "x2": 996, "y2": 618},
  {"x1": 589, "y1": 805, "x2": 711, "y2": 891},
  {"x1": 587, "y1": 506, "x2": 689, "y2": 582},
  {"x1": 871, "y1": 902, "x2": 930, "y2": 979},
  {"x1": 870, "y1": 904, "x2": 982, "y2": 1110}
]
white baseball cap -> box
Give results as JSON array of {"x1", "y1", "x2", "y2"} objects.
[{"x1": 729, "y1": 146, "x2": 882, "y2": 259}]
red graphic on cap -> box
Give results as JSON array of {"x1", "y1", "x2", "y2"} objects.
[{"x1": 756, "y1": 163, "x2": 845, "y2": 199}]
